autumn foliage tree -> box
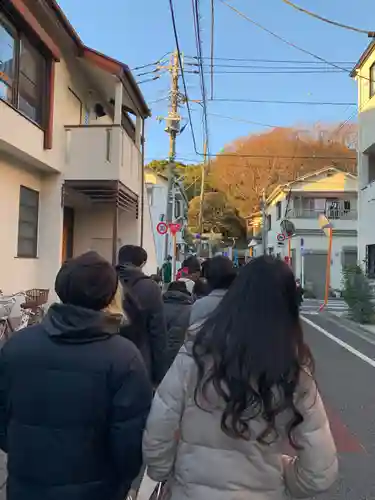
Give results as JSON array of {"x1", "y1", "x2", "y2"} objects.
[{"x1": 208, "y1": 123, "x2": 357, "y2": 217}]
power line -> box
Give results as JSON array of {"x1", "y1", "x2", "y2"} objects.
[
  {"x1": 281, "y1": 0, "x2": 374, "y2": 36},
  {"x1": 218, "y1": 0, "x2": 371, "y2": 82},
  {"x1": 130, "y1": 52, "x2": 171, "y2": 71},
  {"x1": 210, "y1": 0, "x2": 215, "y2": 100},
  {"x1": 186, "y1": 56, "x2": 355, "y2": 64},
  {"x1": 206, "y1": 112, "x2": 279, "y2": 128},
  {"x1": 201, "y1": 69, "x2": 346, "y2": 74},
  {"x1": 196, "y1": 62, "x2": 351, "y2": 70},
  {"x1": 168, "y1": 0, "x2": 199, "y2": 153},
  {"x1": 206, "y1": 98, "x2": 356, "y2": 106}
]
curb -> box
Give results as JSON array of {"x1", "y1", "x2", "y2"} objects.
[{"x1": 323, "y1": 311, "x2": 375, "y2": 345}]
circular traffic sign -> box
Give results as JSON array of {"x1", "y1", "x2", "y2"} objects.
[
  {"x1": 277, "y1": 233, "x2": 286, "y2": 242},
  {"x1": 157, "y1": 222, "x2": 168, "y2": 235}
]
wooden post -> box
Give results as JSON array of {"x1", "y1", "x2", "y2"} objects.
[
  {"x1": 323, "y1": 228, "x2": 333, "y2": 307},
  {"x1": 172, "y1": 232, "x2": 177, "y2": 280}
]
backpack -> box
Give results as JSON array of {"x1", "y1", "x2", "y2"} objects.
[{"x1": 119, "y1": 275, "x2": 149, "y2": 349}]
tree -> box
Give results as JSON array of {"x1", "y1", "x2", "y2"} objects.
[
  {"x1": 208, "y1": 123, "x2": 357, "y2": 217},
  {"x1": 188, "y1": 192, "x2": 247, "y2": 243},
  {"x1": 342, "y1": 265, "x2": 374, "y2": 324}
]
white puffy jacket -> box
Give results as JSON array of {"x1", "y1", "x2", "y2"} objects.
[{"x1": 143, "y1": 346, "x2": 338, "y2": 500}]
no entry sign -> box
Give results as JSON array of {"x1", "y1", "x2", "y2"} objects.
[
  {"x1": 277, "y1": 233, "x2": 286, "y2": 242},
  {"x1": 156, "y1": 222, "x2": 168, "y2": 235},
  {"x1": 169, "y1": 223, "x2": 181, "y2": 236}
]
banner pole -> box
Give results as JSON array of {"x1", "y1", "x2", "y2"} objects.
[{"x1": 324, "y1": 228, "x2": 333, "y2": 307}]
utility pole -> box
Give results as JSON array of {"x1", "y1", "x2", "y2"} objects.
[
  {"x1": 261, "y1": 188, "x2": 268, "y2": 256},
  {"x1": 163, "y1": 50, "x2": 181, "y2": 262},
  {"x1": 197, "y1": 142, "x2": 208, "y2": 256}
]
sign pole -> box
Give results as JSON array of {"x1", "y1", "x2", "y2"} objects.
[
  {"x1": 288, "y1": 237, "x2": 291, "y2": 266},
  {"x1": 323, "y1": 227, "x2": 333, "y2": 307},
  {"x1": 172, "y1": 232, "x2": 177, "y2": 281}
]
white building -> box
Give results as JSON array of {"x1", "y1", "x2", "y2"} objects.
[
  {"x1": 0, "y1": 0, "x2": 157, "y2": 295},
  {"x1": 249, "y1": 167, "x2": 358, "y2": 298},
  {"x1": 145, "y1": 169, "x2": 188, "y2": 271},
  {"x1": 351, "y1": 40, "x2": 375, "y2": 276}
]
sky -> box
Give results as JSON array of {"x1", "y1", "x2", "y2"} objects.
[{"x1": 57, "y1": 0, "x2": 373, "y2": 164}]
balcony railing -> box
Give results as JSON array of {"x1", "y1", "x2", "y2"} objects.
[{"x1": 289, "y1": 208, "x2": 357, "y2": 220}]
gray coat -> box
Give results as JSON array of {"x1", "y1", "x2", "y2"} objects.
[
  {"x1": 143, "y1": 347, "x2": 338, "y2": 500},
  {"x1": 189, "y1": 289, "x2": 227, "y2": 328}
]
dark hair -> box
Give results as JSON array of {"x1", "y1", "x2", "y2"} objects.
[
  {"x1": 168, "y1": 281, "x2": 189, "y2": 294},
  {"x1": 193, "y1": 278, "x2": 210, "y2": 298},
  {"x1": 205, "y1": 255, "x2": 237, "y2": 290},
  {"x1": 118, "y1": 245, "x2": 147, "y2": 267},
  {"x1": 192, "y1": 256, "x2": 314, "y2": 448},
  {"x1": 183, "y1": 255, "x2": 201, "y2": 274},
  {"x1": 55, "y1": 251, "x2": 118, "y2": 311}
]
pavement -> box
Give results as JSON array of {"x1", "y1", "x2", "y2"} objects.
[
  {"x1": 0, "y1": 309, "x2": 373, "y2": 500},
  {"x1": 138, "y1": 309, "x2": 375, "y2": 500},
  {"x1": 301, "y1": 298, "x2": 348, "y2": 316}
]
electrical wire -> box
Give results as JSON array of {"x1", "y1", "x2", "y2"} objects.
[
  {"x1": 207, "y1": 98, "x2": 356, "y2": 106},
  {"x1": 136, "y1": 76, "x2": 162, "y2": 84},
  {"x1": 196, "y1": 62, "x2": 352, "y2": 69},
  {"x1": 168, "y1": 0, "x2": 199, "y2": 153},
  {"x1": 186, "y1": 56, "x2": 355, "y2": 64},
  {"x1": 130, "y1": 52, "x2": 171, "y2": 71},
  {"x1": 201, "y1": 69, "x2": 346, "y2": 74},
  {"x1": 218, "y1": 0, "x2": 371, "y2": 82},
  {"x1": 281, "y1": 0, "x2": 373, "y2": 36},
  {"x1": 210, "y1": 0, "x2": 215, "y2": 100}
]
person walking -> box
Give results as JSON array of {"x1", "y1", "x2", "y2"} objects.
[
  {"x1": 0, "y1": 251, "x2": 152, "y2": 500},
  {"x1": 143, "y1": 256, "x2": 338, "y2": 500},
  {"x1": 188, "y1": 255, "x2": 236, "y2": 331},
  {"x1": 192, "y1": 277, "x2": 210, "y2": 300},
  {"x1": 161, "y1": 256, "x2": 172, "y2": 291},
  {"x1": 163, "y1": 281, "x2": 193, "y2": 370},
  {"x1": 177, "y1": 256, "x2": 201, "y2": 294},
  {"x1": 116, "y1": 245, "x2": 166, "y2": 387}
]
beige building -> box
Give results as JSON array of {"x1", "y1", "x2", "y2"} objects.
[
  {"x1": 352, "y1": 40, "x2": 375, "y2": 277},
  {"x1": 0, "y1": 0, "x2": 156, "y2": 295}
]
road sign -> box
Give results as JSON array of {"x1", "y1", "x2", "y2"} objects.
[
  {"x1": 277, "y1": 233, "x2": 286, "y2": 242},
  {"x1": 169, "y1": 223, "x2": 181, "y2": 236},
  {"x1": 156, "y1": 222, "x2": 168, "y2": 235}
]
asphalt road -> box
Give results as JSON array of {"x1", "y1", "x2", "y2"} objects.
[
  {"x1": 0, "y1": 313, "x2": 373, "y2": 500},
  {"x1": 301, "y1": 312, "x2": 375, "y2": 500}
]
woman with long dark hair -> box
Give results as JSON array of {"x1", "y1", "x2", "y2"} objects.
[{"x1": 143, "y1": 256, "x2": 337, "y2": 500}]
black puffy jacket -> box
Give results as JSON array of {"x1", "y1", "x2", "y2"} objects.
[
  {"x1": 117, "y1": 264, "x2": 167, "y2": 385},
  {"x1": 0, "y1": 303, "x2": 152, "y2": 500},
  {"x1": 163, "y1": 290, "x2": 193, "y2": 370}
]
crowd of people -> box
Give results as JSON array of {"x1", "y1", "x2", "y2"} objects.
[{"x1": 0, "y1": 246, "x2": 336, "y2": 500}]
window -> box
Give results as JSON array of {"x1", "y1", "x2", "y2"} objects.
[
  {"x1": 370, "y1": 63, "x2": 375, "y2": 99},
  {"x1": 0, "y1": 14, "x2": 47, "y2": 126},
  {"x1": 17, "y1": 186, "x2": 39, "y2": 258},
  {"x1": 366, "y1": 244, "x2": 375, "y2": 279},
  {"x1": 267, "y1": 214, "x2": 271, "y2": 231},
  {"x1": 368, "y1": 153, "x2": 375, "y2": 184},
  {"x1": 276, "y1": 201, "x2": 282, "y2": 220}
]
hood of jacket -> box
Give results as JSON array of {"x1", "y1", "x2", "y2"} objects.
[
  {"x1": 163, "y1": 290, "x2": 193, "y2": 305},
  {"x1": 116, "y1": 263, "x2": 145, "y2": 285},
  {"x1": 43, "y1": 303, "x2": 121, "y2": 344},
  {"x1": 189, "y1": 289, "x2": 227, "y2": 328}
]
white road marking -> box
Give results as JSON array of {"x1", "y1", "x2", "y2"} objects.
[{"x1": 301, "y1": 315, "x2": 375, "y2": 368}]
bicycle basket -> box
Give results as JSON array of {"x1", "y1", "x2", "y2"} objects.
[
  {"x1": 25, "y1": 289, "x2": 49, "y2": 307},
  {"x1": 0, "y1": 299, "x2": 15, "y2": 320}
]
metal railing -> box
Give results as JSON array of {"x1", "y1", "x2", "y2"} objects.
[{"x1": 289, "y1": 208, "x2": 357, "y2": 220}]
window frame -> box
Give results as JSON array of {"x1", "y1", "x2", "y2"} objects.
[
  {"x1": 17, "y1": 185, "x2": 39, "y2": 259},
  {"x1": 366, "y1": 244, "x2": 375, "y2": 279},
  {"x1": 267, "y1": 214, "x2": 272, "y2": 231},
  {"x1": 370, "y1": 63, "x2": 375, "y2": 99},
  {"x1": 276, "y1": 201, "x2": 282, "y2": 220},
  {"x1": 0, "y1": 13, "x2": 48, "y2": 129}
]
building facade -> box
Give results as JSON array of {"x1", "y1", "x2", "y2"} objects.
[
  {"x1": 145, "y1": 170, "x2": 188, "y2": 271},
  {"x1": 0, "y1": 0, "x2": 156, "y2": 295},
  {"x1": 352, "y1": 41, "x2": 375, "y2": 277},
  {"x1": 248, "y1": 168, "x2": 358, "y2": 298}
]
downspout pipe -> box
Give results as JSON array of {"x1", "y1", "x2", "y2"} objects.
[{"x1": 140, "y1": 118, "x2": 145, "y2": 247}]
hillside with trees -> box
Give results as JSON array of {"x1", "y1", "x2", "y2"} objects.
[{"x1": 147, "y1": 122, "x2": 356, "y2": 242}]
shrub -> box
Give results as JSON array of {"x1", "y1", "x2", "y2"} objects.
[{"x1": 342, "y1": 265, "x2": 375, "y2": 324}]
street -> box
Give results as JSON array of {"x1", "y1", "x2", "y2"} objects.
[
  {"x1": 139, "y1": 312, "x2": 375, "y2": 500},
  {"x1": 0, "y1": 313, "x2": 373, "y2": 500}
]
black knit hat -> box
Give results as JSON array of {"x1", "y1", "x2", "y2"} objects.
[{"x1": 55, "y1": 251, "x2": 118, "y2": 311}]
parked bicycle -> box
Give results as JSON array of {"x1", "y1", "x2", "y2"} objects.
[{"x1": 0, "y1": 289, "x2": 49, "y2": 343}]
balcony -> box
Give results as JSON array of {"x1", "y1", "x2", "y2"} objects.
[
  {"x1": 289, "y1": 208, "x2": 357, "y2": 221},
  {"x1": 64, "y1": 125, "x2": 141, "y2": 195}
]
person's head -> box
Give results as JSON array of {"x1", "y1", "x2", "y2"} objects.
[
  {"x1": 192, "y1": 255, "x2": 314, "y2": 448},
  {"x1": 55, "y1": 251, "x2": 118, "y2": 311},
  {"x1": 205, "y1": 255, "x2": 237, "y2": 290},
  {"x1": 192, "y1": 277, "x2": 210, "y2": 298},
  {"x1": 118, "y1": 245, "x2": 147, "y2": 268},
  {"x1": 167, "y1": 255, "x2": 172, "y2": 262},
  {"x1": 167, "y1": 281, "x2": 189, "y2": 295},
  {"x1": 183, "y1": 256, "x2": 201, "y2": 282}
]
